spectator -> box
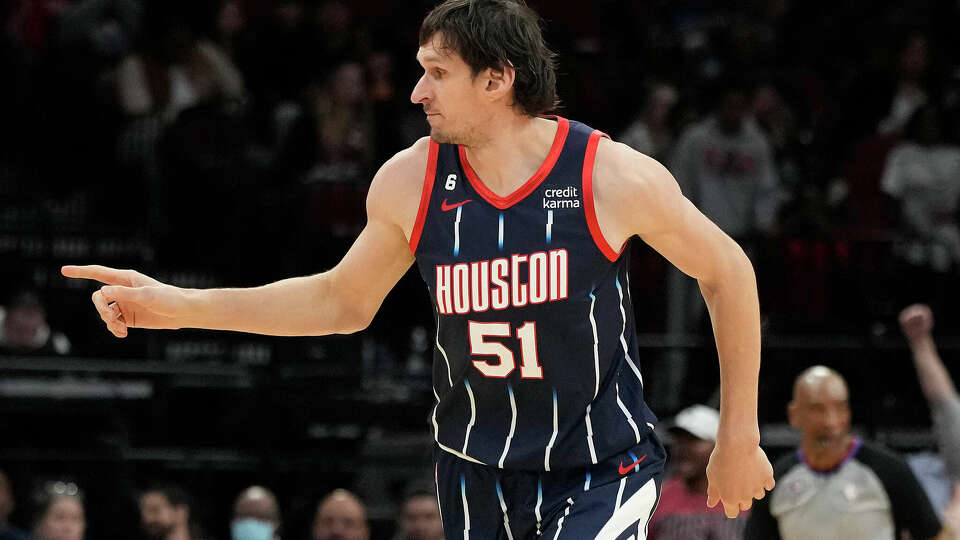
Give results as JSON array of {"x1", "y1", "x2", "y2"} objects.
[
  {"x1": 214, "y1": 0, "x2": 244, "y2": 59},
  {"x1": 751, "y1": 82, "x2": 829, "y2": 237},
  {"x1": 393, "y1": 487, "x2": 442, "y2": 540},
  {"x1": 280, "y1": 60, "x2": 375, "y2": 185},
  {"x1": 619, "y1": 82, "x2": 680, "y2": 161},
  {"x1": 648, "y1": 404, "x2": 743, "y2": 540},
  {"x1": 32, "y1": 482, "x2": 85, "y2": 540},
  {"x1": 115, "y1": 3, "x2": 244, "y2": 121},
  {"x1": 312, "y1": 489, "x2": 368, "y2": 540},
  {"x1": 0, "y1": 470, "x2": 29, "y2": 540},
  {"x1": 877, "y1": 33, "x2": 933, "y2": 136},
  {"x1": 140, "y1": 485, "x2": 202, "y2": 540},
  {"x1": 231, "y1": 486, "x2": 280, "y2": 540},
  {"x1": 0, "y1": 291, "x2": 70, "y2": 355},
  {"x1": 881, "y1": 105, "x2": 960, "y2": 275},
  {"x1": 670, "y1": 81, "x2": 783, "y2": 240},
  {"x1": 744, "y1": 365, "x2": 946, "y2": 540},
  {"x1": 665, "y1": 81, "x2": 782, "y2": 400},
  {"x1": 899, "y1": 304, "x2": 960, "y2": 513}
]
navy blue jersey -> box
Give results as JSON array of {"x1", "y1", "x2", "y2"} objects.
[{"x1": 409, "y1": 116, "x2": 657, "y2": 471}]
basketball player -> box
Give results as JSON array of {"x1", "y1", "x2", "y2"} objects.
[{"x1": 63, "y1": 1, "x2": 774, "y2": 537}]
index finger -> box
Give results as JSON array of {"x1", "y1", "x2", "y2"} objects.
[{"x1": 61, "y1": 265, "x2": 130, "y2": 286}]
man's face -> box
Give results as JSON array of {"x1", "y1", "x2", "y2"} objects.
[
  {"x1": 140, "y1": 493, "x2": 180, "y2": 540},
  {"x1": 669, "y1": 431, "x2": 715, "y2": 484},
  {"x1": 399, "y1": 495, "x2": 443, "y2": 540},
  {"x1": 312, "y1": 496, "x2": 368, "y2": 540},
  {"x1": 790, "y1": 376, "x2": 851, "y2": 453},
  {"x1": 410, "y1": 34, "x2": 491, "y2": 146}
]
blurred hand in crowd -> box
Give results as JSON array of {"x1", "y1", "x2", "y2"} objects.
[{"x1": 900, "y1": 303, "x2": 935, "y2": 343}]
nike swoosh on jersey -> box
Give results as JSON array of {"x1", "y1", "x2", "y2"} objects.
[
  {"x1": 618, "y1": 454, "x2": 648, "y2": 475},
  {"x1": 441, "y1": 198, "x2": 472, "y2": 212}
]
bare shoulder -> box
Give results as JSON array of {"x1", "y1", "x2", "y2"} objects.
[
  {"x1": 367, "y1": 137, "x2": 432, "y2": 236},
  {"x1": 592, "y1": 137, "x2": 684, "y2": 239}
]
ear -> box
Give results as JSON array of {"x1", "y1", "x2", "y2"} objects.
[
  {"x1": 787, "y1": 401, "x2": 798, "y2": 428},
  {"x1": 481, "y1": 63, "x2": 516, "y2": 103}
]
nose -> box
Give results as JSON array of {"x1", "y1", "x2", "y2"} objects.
[
  {"x1": 410, "y1": 74, "x2": 430, "y2": 105},
  {"x1": 823, "y1": 407, "x2": 845, "y2": 431}
]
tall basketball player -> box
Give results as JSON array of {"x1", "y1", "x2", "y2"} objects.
[{"x1": 63, "y1": 1, "x2": 775, "y2": 538}]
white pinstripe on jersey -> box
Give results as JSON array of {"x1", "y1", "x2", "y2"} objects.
[
  {"x1": 432, "y1": 398, "x2": 485, "y2": 465},
  {"x1": 498, "y1": 385, "x2": 518, "y2": 468},
  {"x1": 436, "y1": 314, "x2": 453, "y2": 387},
  {"x1": 462, "y1": 380, "x2": 477, "y2": 455},
  {"x1": 585, "y1": 287, "x2": 601, "y2": 463},
  {"x1": 460, "y1": 474, "x2": 470, "y2": 540},
  {"x1": 585, "y1": 403, "x2": 598, "y2": 464},
  {"x1": 544, "y1": 390, "x2": 559, "y2": 471},
  {"x1": 453, "y1": 206, "x2": 463, "y2": 256},
  {"x1": 546, "y1": 210, "x2": 554, "y2": 244},
  {"x1": 498, "y1": 213, "x2": 504, "y2": 250},
  {"x1": 552, "y1": 497, "x2": 575, "y2": 540},
  {"x1": 616, "y1": 382, "x2": 642, "y2": 443},
  {"x1": 495, "y1": 480, "x2": 515, "y2": 540},
  {"x1": 534, "y1": 477, "x2": 543, "y2": 535},
  {"x1": 616, "y1": 277, "x2": 644, "y2": 386}
]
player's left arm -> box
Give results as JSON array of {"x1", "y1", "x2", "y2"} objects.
[{"x1": 592, "y1": 138, "x2": 775, "y2": 518}]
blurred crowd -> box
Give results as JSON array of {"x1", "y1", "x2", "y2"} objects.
[
  {"x1": 3, "y1": 303, "x2": 959, "y2": 540},
  {"x1": 0, "y1": 477, "x2": 444, "y2": 540},
  {"x1": 0, "y1": 0, "x2": 959, "y2": 332}
]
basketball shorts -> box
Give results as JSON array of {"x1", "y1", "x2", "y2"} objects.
[{"x1": 434, "y1": 431, "x2": 666, "y2": 540}]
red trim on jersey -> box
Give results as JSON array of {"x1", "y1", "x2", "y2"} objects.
[
  {"x1": 409, "y1": 139, "x2": 440, "y2": 254},
  {"x1": 458, "y1": 116, "x2": 570, "y2": 210},
  {"x1": 582, "y1": 130, "x2": 623, "y2": 262}
]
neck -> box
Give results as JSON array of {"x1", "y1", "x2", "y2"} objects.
[
  {"x1": 802, "y1": 434, "x2": 855, "y2": 471},
  {"x1": 461, "y1": 113, "x2": 558, "y2": 197}
]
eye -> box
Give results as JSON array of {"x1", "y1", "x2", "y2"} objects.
[{"x1": 432, "y1": 68, "x2": 445, "y2": 79}]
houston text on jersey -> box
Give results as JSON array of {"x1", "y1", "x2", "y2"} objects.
[{"x1": 434, "y1": 249, "x2": 569, "y2": 314}]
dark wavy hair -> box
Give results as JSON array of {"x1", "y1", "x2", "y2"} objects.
[{"x1": 419, "y1": 0, "x2": 559, "y2": 116}]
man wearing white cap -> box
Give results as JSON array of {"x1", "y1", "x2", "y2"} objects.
[{"x1": 648, "y1": 404, "x2": 746, "y2": 540}]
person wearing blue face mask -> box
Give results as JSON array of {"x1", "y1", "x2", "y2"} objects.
[{"x1": 231, "y1": 486, "x2": 280, "y2": 540}]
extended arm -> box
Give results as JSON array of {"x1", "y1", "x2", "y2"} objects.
[
  {"x1": 899, "y1": 304, "x2": 960, "y2": 486},
  {"x1": 899, "y1": 304, "x2": 958, "y2": 405},
  {"x1": 593, "y1": 139, "x2": 774, "y2": 517},
  {"x1": 64, "y1": 141, "x2": 428, "y2": 338}
]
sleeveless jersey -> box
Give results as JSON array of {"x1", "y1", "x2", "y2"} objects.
[{"x1": 409, "y1": 116, "x2": 657, "y2": 471}]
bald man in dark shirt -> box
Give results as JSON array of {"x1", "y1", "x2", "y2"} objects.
[{"x1": 745, "y1": 366, "x2": 949, "y2": 540}]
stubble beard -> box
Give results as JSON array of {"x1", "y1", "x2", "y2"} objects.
[
  {"x1": 430, "y1": 124, "x2": 474, "y2": 146},
  {"x1": 429, "y1": 117, "x2": 489, "y2": 148}
]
